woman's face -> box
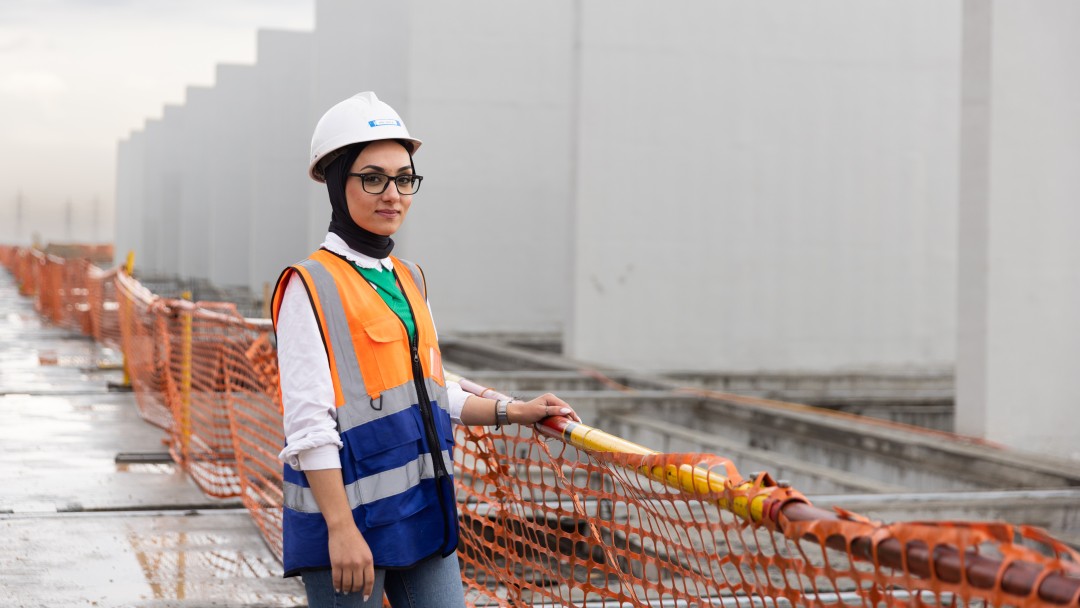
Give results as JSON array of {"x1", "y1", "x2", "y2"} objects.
[{"x1": 344, "y1": 140, "x2": 414, "y2": 236}]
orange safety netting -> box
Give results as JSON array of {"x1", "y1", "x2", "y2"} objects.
[
  {"x1": 3, "y1": 245, "x2": 1079, "y2": 608},
  {"x1": 115, "y1": 271, "x2": 175, "y2": 431},
  {"x1": 114, "y1": 270, "x2": 245, "y2": 497},
  {"x1": 87, "y1": 265, "x2": 123, "y2": 347},
  {"x1": 224, "y1": 332, "x2": 286, "y2": 558},
  {"x1": 2, "y1": 246, "x2": 124, "y2": 345}
]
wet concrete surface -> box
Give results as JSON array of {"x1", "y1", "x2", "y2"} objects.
[{"x1": 0, "y1": 270, "x2": 304, "y2": 607}]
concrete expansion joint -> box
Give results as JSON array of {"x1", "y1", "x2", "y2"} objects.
[
  {"x1": 114, "y1": 451, "x2": 175, "y2": 464},
  {"x1": 0, "y1": 389, "x2": 112, "y2": 397},
  {"x1": 0, "y1": 503, "x2": 249, "y2": 518}
]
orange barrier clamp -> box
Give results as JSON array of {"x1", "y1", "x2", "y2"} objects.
[{"x1": 4, "y1": 244, "x2": 1080, "y2": 608}]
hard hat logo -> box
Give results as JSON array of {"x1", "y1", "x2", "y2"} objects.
[{"x1": 308, "y1": 91, "x2": 422, "y2": 183}]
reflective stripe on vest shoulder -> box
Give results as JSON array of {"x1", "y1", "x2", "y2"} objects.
[
  {"x1": 395, "y1": 258, "x2": 426, "y2": 301},
  {"x1": 295, "y1": 258, "x2": 369, "y2": 403}
]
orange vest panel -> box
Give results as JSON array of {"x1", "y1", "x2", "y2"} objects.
[{"x1": 272, "y1": 249, "x2": 445, "y2": 404}]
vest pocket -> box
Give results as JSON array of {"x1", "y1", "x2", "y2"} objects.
[
  {"x1": 357, "y1": 315, "x2": 409, "y2": 395},
  {"x1": 344, "y1": 411, "x2": 423, "y2": 478},
  {"x1": 363, "y1": 483, "x2": 428, "y2": 528},
  {"x1": 342, "y1": 412, "x2": 429, "y2": 528}
]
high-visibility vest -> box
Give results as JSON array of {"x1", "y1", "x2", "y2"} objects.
[{"x1": 271, "y1": 248, "x2": 457, "y2": 576}]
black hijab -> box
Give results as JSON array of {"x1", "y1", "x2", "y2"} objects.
[{"x1": 323, "y1": 141, "x2": 414, "y2": 259}]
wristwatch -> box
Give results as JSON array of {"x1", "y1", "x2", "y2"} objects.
[{"x1": 495, "y1": 398, "x2": 511, "y2": 428}]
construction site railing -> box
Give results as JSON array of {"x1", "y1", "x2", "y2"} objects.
[{"x1": 3, "y1": 244, "x2": 1079, "y2": 608}]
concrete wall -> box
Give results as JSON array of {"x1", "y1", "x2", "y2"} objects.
[
  {"x1": 113, "y1": 0, "x2": 964, "y2": 357},
  {"x1": 249, "y1": 30, "x2": 315, "y2": 295},
  {"x1": 274, "y1": 0, "x2": 575, "y2": 332},
  {"x1": 399, "y1": 0, "x2": 576, "y2": 332},
  {"x1": 113, "y1": 131, "x2": 144, "y2": 268},
  {"x1": 567, "y1": 0, "x2": 962, "y2": 373},
  {"x1": 138, "y1": 118, "x2": 163, "y2": 274},
  {"x1": 156, "y1": 104, "x2": 184, "y2": 278},
  {"x1": 206, "y1": 64, "x2": 257, "y2": 289},
  {"x1": 303, "y1": 0, "x2": 413, "y2": 255},
  {"x1": 178, "y1": 86, "x2": 213, "y2": 280},
  {"x1": 112, "y1": 0, "x2": 1079, "y2": 474},
  {"x1": 956, "y1": 0, "x2": 1080, "y2": 460}
]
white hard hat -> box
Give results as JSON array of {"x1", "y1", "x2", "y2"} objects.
[{"x1": 308, "y1": 91, "x2": 422, "y2": 183}]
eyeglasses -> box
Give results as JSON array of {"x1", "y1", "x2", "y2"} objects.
[{"x1": 347, "y1": 172, "x2": 424, "y2": 195}]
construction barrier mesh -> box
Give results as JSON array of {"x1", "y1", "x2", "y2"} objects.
[
  {"x1": 116, "y1": 271, "x2": 176, "y2": 432},
  {"x1": 3, "y1": 244, "x2": 1079, "y2": 608},
  {"x1": 87, "y1": 265, "x2": 123, "y2": 347}
]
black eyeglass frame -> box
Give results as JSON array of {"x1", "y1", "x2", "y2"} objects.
[{"x1": 346, "y1": 172, "x2": 424, "y2": 195}]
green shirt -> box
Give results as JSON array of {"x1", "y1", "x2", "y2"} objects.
[{"x1": 352, "y1": 263, "x2": 417, "y2": 342}]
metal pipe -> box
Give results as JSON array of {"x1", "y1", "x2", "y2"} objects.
[{"x1": 781, "y1": 502, "x2": 1080, "y2": 606}]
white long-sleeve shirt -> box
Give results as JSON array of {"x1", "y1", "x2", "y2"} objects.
[{"x1": 275, "y1": 232, "x2": 469, "y2": 471}]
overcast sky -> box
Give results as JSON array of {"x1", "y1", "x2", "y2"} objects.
[{"x1": 0, "y1": 0, "x2": 313, "y2": 243}]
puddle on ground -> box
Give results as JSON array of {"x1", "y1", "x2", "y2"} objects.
[
  {"x1": 70, "y1": 401, "x2": 123, "y2": 413},
  {"x1": 1, "y1": 513, "x2": 304, "y2": 606},
  {"x1": 125, "y1": 523, "x2": 302, "y2": 605}
]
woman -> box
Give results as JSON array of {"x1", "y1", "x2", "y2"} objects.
[{"x1": 271, "y1": 91, "x2": 580, "y2": 607}]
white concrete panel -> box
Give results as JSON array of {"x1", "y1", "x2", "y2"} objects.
[
  {"x1": 206, "y1": 64, "x2": 257, "y2": 289},
  {"x1": 570, "y1": 0, "x2": 961, "y2": 372},
  {"x1": 304, "y1": 0, "x2": 415, "y2": 254},
  {"x1": 139, "y1": 118, "x2": 164, "y2": 274},
  {"x1": 178, "y1": 86, "x2": 213, "y2": 280},
  {"x1": 112, "y1": 138, "x2": 127, "y2": 264},
  {"x1": 113, "y1": 131, "x2": 144, "y2": 268},
  {"x1": 400, "y1": 0, "x2": 576, "y2": 332},
  {"x1": 957, "y1": 0, "x2": 1080, "y2": 460},
  {"x1": 156, "y1": 104, "x2": 185, "y2": 278},
  {"x1": 956, "y1": 0, "x2": 992, "y2": 446},
  {"x1": 249, "y1": 30, "x2": 315, "y2": 296},
  {"x1": 311, "y1": 0, "x2": 410, "y2": 106}
]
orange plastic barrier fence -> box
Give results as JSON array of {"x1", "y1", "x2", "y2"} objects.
[
  {"x1": 224, "y1": 332, "x2": 287, "y2": 559},
  {"x1": 87, "y1": 265, "x2": 123, "y2": 347},
  {"x1": 3, "y1": 245, "x2": 1080, "y2": 608},
  {"x1": 454, "y1": 382, "x2": 1080, "y2": 607},
  {"x1": 0, "y1": 246, "x2": 123, "y2": 345},
  {"x1": 114, "y1": 270, "x2": 247, "y2": 497}
]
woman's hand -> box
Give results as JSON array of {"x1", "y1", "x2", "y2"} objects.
[
  {"x1": 327, "y1": 522, "x2": 375, "y2": 599},
  {"x1": 305, "y1": 467, "x2": 375, "y2": 600},
  {"x1": 510, "y1": 393, "x2": 582, "y2": 425}
]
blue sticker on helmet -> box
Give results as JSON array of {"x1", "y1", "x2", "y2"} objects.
[{"x1": 368, "y1": 119, "x2": 401, "y2": 127}]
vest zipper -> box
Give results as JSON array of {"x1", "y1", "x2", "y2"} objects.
[
  {"x1": 409, "y1": 338, "x2": 449, "y2": 480},
  {"x1": 363, "y1": 267, "x2": 448, "y2": 482},
  {"x1": 391, "y1": 270, "x2": 453, "y2": 549}
]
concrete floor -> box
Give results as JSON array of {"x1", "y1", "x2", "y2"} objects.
[{"x1": 0, "y1": 270, "x2": 305, "y2": 608}]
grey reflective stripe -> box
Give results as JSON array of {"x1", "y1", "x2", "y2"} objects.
[
  {"x1": 283, "y1": 449, "x2": 454, "y2": 513},
  {"x1": 397, "y1": 258, "x2": 426, "y2": 301},
  {"x1": 429, "y1": 380, "x2": 450, "y2": 414},
  {"x1": 338, "y1": 377, "x2": 452, "y2": 434},
  {"x1": 338, "y1": 381, "x2": 417, "y2": 433},
  {"x1": 297, "y1": 259, "x2": 367, "y2": 403}
]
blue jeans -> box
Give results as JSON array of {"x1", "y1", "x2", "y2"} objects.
[{"x1": 301, "y1": 552, "x2": 467, "y2": 608}]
